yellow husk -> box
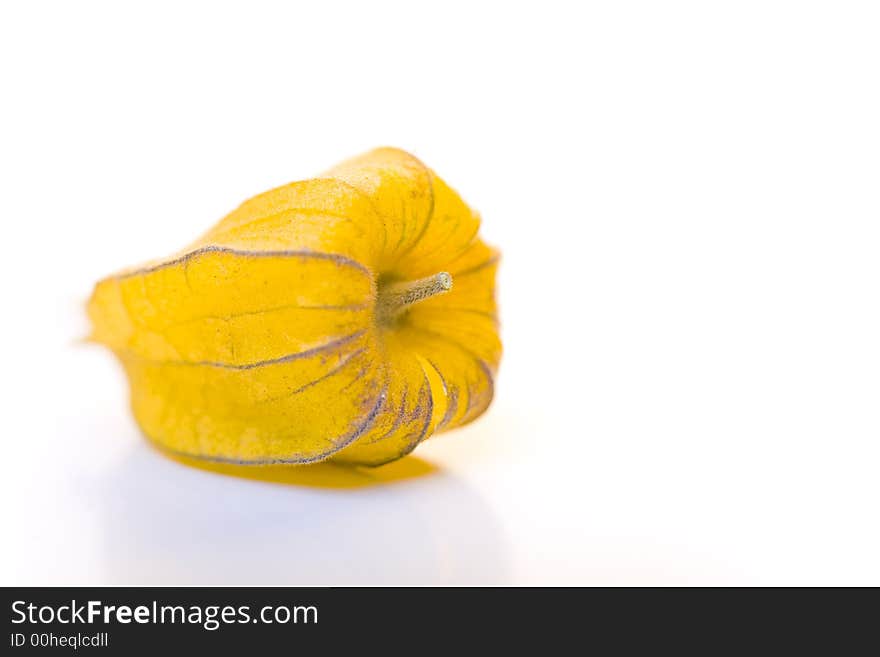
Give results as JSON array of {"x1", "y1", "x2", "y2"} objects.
[{"x1": 88, "y1": 148, "x2": 501, "y2": 466}]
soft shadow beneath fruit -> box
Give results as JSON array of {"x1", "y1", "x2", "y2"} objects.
[
  {"x1": 96, "y1": 441, "x2": 507, "y2": 585},
  {"x1": 160, "y1": 445, "x2": 439, "y2": 489}
]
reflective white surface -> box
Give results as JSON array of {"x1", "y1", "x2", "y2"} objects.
[{"x1": 3, "y1": 1, "x2": 880, "y2": 585}]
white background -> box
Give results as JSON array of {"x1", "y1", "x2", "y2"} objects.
[{"x1": 2, "y1": 1, "x2": 879, "y2": 585}]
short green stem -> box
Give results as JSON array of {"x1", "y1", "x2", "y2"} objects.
[{"x1": 377, "y1": 272, "x2": 453, "y2": 323}]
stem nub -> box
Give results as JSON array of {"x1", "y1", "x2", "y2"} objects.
[{"x1": 377, "y1": 272, "x2": 453, "y2": 323}]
